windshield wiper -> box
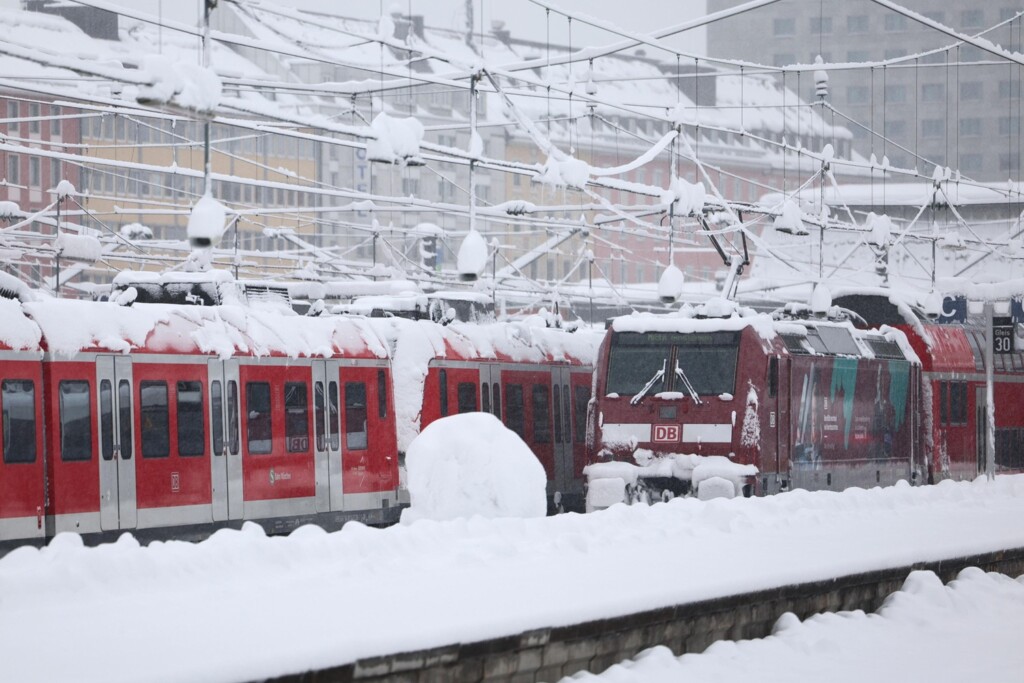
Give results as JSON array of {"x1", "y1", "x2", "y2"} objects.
[
  {"x1": 630, "y1": 359, "x2": 666, "y2": 405},
  {"x1": 674, "y1": 361, "x2": 703, "y2": 405}
]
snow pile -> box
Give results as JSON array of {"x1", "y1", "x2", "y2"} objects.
[
  {"x1": 563, "y1": 568, "x2": 1024, "y2": 683},
  {"x1": 584, "y1": 452, "x2": 758, "y2": 504},
  {"x1": 401, "y1": 412, "x2": 547, "y2": 523},
  {"x1": 662, "y1": 177, "x2": 706, "y2": 216},
  {"x1": 865, "y1": 211, "x2": 893, "y2": 247},
  {"x1": 136, "y1": 56, "x2": 222, "y2": 111},
  {"x1": 53, "y1": 231, "x2": 101, "y2": 262},
  {"x1": 773, "y1": 199, "x2": 809, "y2": 235},
  {"x1": 54, "y1": 179, "x2": 75, "y2": 199},
  {"x1": 739, "y1": 384, "x2": 760, "y2": 448},
  {"x1": 537, "y1": 154, "x2": 590, "y2": 189},
  {"x1": 366, "y1": 112, "x2": 425, "y2": 165},
  {"x1": 0, "y1": 297, "x2": 41, "y2": 350}
]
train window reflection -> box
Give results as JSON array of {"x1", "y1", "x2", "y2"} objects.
[
  {"x1": 345, "y1": 382, "x2": 367, "y2": 450},
  {"x1": 140, "y1": 381, "x2": 169, "y2": 458},
  {"x1": 246, "y1": 382, "x2": 272, "y2": 454},
  {"x1": 284, "y1": 382, "x2": 309, "y2": 453},
  {"x1": 532, "y1": 384, "x2": 551, "y2": 443},
  {"x1": 505, "y1": 384, "x2": 524, "y2": 437},
  {"x1": 177, "y1": 381, "x2": 204, "y2": 457},
  {"x1": 58, "y1": 380, "x2": 91, "y2": 462},
  {"x1": 3, "y1": 380, "x2": 36, "y2": 464}
]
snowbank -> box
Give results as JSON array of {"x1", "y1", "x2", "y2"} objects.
[{"x1": 401, "y1": 412, "x2": 547, "y2": 523}]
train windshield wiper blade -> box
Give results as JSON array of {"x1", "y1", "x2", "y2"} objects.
[
  {"x1": 674, "y1": 361, "x2": 703, "y2": 405},
  {"x1": 630, "y1": 359, "x2": 666, "y2": 405}
]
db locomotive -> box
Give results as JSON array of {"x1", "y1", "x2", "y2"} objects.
[
  {"x1": 0, "y1": 272, "x2": 597, "y2": 554},
  {"x1": 585, "y1": 290, "x2": 1024, "y2": 503}
]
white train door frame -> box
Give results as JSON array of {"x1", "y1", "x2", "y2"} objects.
[
  {"x1": 96, "y1": 355, "x2": 137, "y2": 531},
  {"x1": 479, "y1": 364, "x2": 502, "y2": 420},
  {"x1": 313, "y1": 360, "x2": 343, "y2": 513},
  {"x1": 208, "y1": 358, "x2": 243, "y2": 521}
]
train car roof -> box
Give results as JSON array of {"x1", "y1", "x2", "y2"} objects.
[{"x1": 0, "y1": 297, "x2": 42, "y2": 353}]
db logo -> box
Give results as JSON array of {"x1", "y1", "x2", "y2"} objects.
[{"x1": 653, "y1": 424, "x2": 680, "y2": 442}]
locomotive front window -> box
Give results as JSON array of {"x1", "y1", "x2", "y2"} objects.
[
  {"x1": 606, "y1": 343, "x2": 669, "y2": 396},
  {"x1": 607, "y1": 331, "x2": 740, "y2": 397}
]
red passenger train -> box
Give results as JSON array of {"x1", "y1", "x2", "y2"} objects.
[
  {"x1": 0, "y1": 274, "x2": 598, "y2": 554},
  {"x1": 585, "y1": 292, "x2": 1024, "y2": 503}
]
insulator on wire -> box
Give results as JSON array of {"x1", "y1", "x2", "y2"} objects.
[{"x1": 813, "y1": 55, "x2": 828, "y2": 100}]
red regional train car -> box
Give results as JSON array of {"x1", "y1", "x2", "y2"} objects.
[
  {"x1": 0, "y1": 275, "x2": 599, "y2": 554},
  {"x1": 586, "y1": 298, "x2": 922, "y2": 502}
]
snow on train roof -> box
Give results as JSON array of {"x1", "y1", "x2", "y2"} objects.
[
  {"x1": 22, "y1": 299, "x2": 391, "y2": 360},
  {"x1": 0, "y1": 298, "x2": 42, "y2": 352}
]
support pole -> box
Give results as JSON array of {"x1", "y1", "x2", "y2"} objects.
[{"x1": 984, "y1": 300, "x2": 996, "y2": 481}]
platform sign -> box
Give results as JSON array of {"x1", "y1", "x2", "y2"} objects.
[{"x1": 993, "y1": 316, "x2": 1015, "y2": 354}]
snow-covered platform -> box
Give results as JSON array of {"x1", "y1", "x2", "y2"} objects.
[{"x1": 2, "y1": 477, "x2": 1024, "y2": 682}]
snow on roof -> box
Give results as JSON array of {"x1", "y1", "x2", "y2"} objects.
[{"x1": 0, "y1": 298, "x2": 42, "y2": 352}]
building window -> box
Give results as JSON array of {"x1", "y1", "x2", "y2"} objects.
[
  {"x1": 6, "y1": 100, "x2": 17, "y2": 134},
  {"x1": 1001, "y1": 153, "x2": 1020, "y2": 171},
  {"x1": 809, "y1": 16, "x2": 832, "y2": 34},
  {"x1": 962, "y1": 9, "x2": 984, "y2": 27},
  {"x1": 959, "y1": 118, "x2": 982, "y2": 136},
  {"x1": 999, "y1": 117, "x2": 1020, "y2": 135},
  {"x1": 50, "y1": 105, "x2": 61, "y2": 136},
  {"x1": 28, "y1": 103, "x2": 39, "y2": 134},
  {"x1": 960, "y1": 154, "x2": 983, "y2": 171},
  {"x1": 2, "y1": 380, "x2": 36, "y2": 464},
  {"x1": 884, "y1": 85, "x2": 906, "y2": 103},
  {"x1": 847, "y1": 15, "x2": 869, "y2": 33},
  {"x1": 921, "y1": 119, "x2": 945, "y2": 138},
  {"x1": 921, "y1": 83, "x2": 945, "y2": 101},
  {"x1": 885, "y1": 14, "x2": 907, "y2": 31},
  {"x1": 1000, "y1": 80, "x2": 1020, "y2": 99},
  {"x1": 886, "y1": 120, "x2": 907, "y2": 137},
  {"x1": 28, "y1": 157, "x2": 39, "y2": 188},
  {"x1": 7, "y1": 154, "x2": 19, "y2": 184},
  {"x1": 773, "y1": 17, "x2": 795, "y2": 36},
  {"x1": 140, "y1": 381, "x2": 169, "y2": 458},
  {"x1": 177, "y1": 381, "x2": 204, "y2": 457},
  {"x1": 846, "y1": 86, "x2": 869, "y2": 103},
  {"x1": 960, "y1": 82, "x2": 983, "y2": 100}
]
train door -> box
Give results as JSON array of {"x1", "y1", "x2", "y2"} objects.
[
  {"x1": 479, "y1": 364, "x2": 502, "y2": 419},
  {"x1": 96, "y1": 355, "x2": 136, "y2": 531},
  {"x1": 552, "y1": 366, "x2": 574, "y2": 509},
  {"x1": 312, "y1": 360, "x2": 342, "y2": 512},
  {"x1": 208, "y1": 358, "x2": 242, "y2": 521}
]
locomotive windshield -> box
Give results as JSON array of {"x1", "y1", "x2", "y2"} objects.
[{"x1": 606, "y1": 331, "x2": 740, "y2": 397}]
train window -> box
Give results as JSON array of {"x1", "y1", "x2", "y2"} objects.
[
  {"x1": 563, "y1": 385, "x2": 572, "y2": 444},
  {"x1": 457, "y1": 382, "x2": 476, "y2": 413},
  {"x1": 314, "y1": 381, "x2": 325, "y2": 451},
  {"x1": 227, "y1": 380, "x2": 239, "y2": 455},
  {"x1": 532, "y1": 384, "x2": 551, "y2": 443},
  {"x1": 344, "y1": 382, "x2": 368, "y2": 450},
  {"x1": 177, "y1": 381, "x2": 204, "y2": 457},
  {"x1": 140, "y1": 381, "x2": 169, "y2": 458},
  {"x1": 803, "y1": 330, "x2": 829, "y2": 355},
  {"x1": 284, "y1": 382, "x2": 309, "y2": 453},
  {"x1": 768, "y1": 358, "x2": 779, "y2": 398},
  {"x1": 2, "y1": 379, "x2": 36, "y2": 463},
  {"x1": 377, "y1": 370, "x2": 388, "y2": 419},
  {"x1": 212, "y1": 380, "x2": 224, "y2": 455},
  {"x1": 952, "y1": 382, "x2": 968, "y2": 425},
  {"x1": 865, "y1": 337, "x2": 904, "y2": 359},
  {"x1": 506, "y1": 384, "x2": 525, "y2": 437},
  {"x1": 246, "y1": 382, "x2": 272, "y2": 454},
  {"x1": 553, "y1": 385, "x2": 563, "y2": 443},
  {"x1": 439, "y1": 369, "x2": 448, "y2": 417},
  {"x1": 328, "y1": 381, "x2": 340, "y2": 450},
  {"x1": 780, "y1": 334, "x2": 809, "y2": 355},
  {"x1": 606, "y1": 335, "x2": 668, "y2": 396},
  {"x1": 119, "y1": 380, "x2": 132, "y2": 459},
  {"x1": 816, "y1": 326, "x2": 860, "y2": 356},
  {"x1": 481, "y1": 382, "x2": 491, "y2": 415},
  {"x1": 996, "y1": 427, "x2": 1024, "y2": 469},
  {"x1": 573, "y1": 385, "x2": 589, "y2": 443},
  {"x1": 59, "y1": 380, "x2": 92, "y2": 462},
  {"x1": 939, "y1": 382, "x2": 949, "y2": 424},
  {"x1": 492, "y1": 382, "x2": 501, "y2": 419},
  {"x1": 675, "y1": 343, "x2": 739, "y2": 396},
  {"x1": 100, "y1": 379, "x2": 114, "y2": 461}
]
